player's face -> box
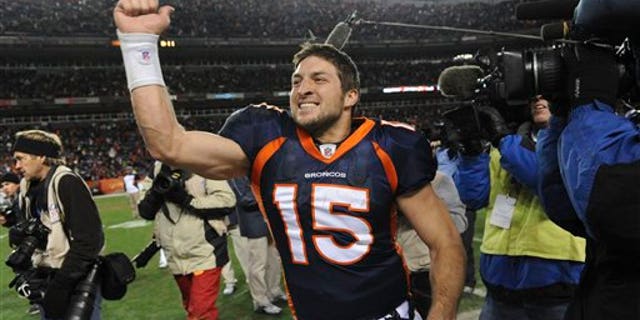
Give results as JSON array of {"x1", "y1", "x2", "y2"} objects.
[
  {"x1": 530, "y1": 95, "x2": 551, "y2": 126},
  {"x1": 13, "y1": 152, "x2": 47, "y2": 181},
  {"x1": 290, "y1": 56, "x2": 349, "y2": 136}
]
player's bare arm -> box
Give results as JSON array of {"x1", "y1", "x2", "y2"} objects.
[
  {"x1": 114, "y1": 0, "x2": 249, "y2": 179},
  {"x1": 398, "y1": 184, "x2": 465, "y2": 320}
]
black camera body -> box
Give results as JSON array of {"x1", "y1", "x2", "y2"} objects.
[
  {"x1": 6, "y1": 218, "x2": 50, "y2": 272},
  {"x1": 8, "y1": 268, "x2": 52, "y2": 302},
  {"x1": 152, "y1": 165, "x2": 189, "y2": 195},
  {"x1": 494, "y1": 0, "x2": 640, "y2": 104},
  {"x1": 493, "y1": 43, "x2": 638, "y2": 106}
]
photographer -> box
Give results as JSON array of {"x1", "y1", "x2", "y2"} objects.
[
  {"x1": 0, "y1": 172, "x2": 20, "y2": 227},
  {"x1": 0, "y1": 171, "x2": 42, "y2": 315},
  {"x1": 451, "y1": 98, "x2": 586, "y2": 320},
  {"x1": 137, "y1": 161, "x2": 236, "y2": 320},
  {"x1": 537, "y1": 42, "x2": 640, "y2": 319},
  {"x1": 10, "y1": 129, "x2": 104, "y2": 319}
]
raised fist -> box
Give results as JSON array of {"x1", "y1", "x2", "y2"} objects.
[{"x1": 113, "y1": 0, "x2": 174, "y2": 35}]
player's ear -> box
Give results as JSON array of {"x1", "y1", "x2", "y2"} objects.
[{"x1": 344, "y1": 89, "x2": 359, "y2": 109}]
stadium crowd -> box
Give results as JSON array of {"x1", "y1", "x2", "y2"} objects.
[
  {"x1": 0, "y1": 0, "x2": 539, "y2": 40},
  {"x1": 0, "y1": 59, "x2": 450, "y2": 99},
  {"x1": 0, "y1": 103, "x2": 442, "y2": 182}
]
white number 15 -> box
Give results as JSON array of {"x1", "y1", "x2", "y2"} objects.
[{"x1": 273, "y1": 184, "x2": 373, "y2": 265}]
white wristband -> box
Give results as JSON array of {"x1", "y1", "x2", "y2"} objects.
[{"x1": 117, "y1": 30, "x2": 166, "y2": 91}]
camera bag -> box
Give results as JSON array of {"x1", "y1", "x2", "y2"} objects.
[{"x1": 99, "y1": 252, "x2": 136, "y2": 300}]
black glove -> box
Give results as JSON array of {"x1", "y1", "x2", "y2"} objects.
[
  {"x1": 476, "y1": 105, "x2": 510, "y2": 147},
  {"x1": 164, "y1": 185, "x2": 193, "y2": 208},
  {"x1": 562, "y1": 43, "x2": 619, "y2": 112},
  {"x1": 42, "y1": 273, "x2": 75, "y2": 318},
  {"x1": 459, "y1": 139, "x2": 489, "y2": 156},
  {"x1": 8, "y1": 225, "x2": 26, "y2": 248}
]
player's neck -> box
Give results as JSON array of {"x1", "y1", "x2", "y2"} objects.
[{"x1": 312, "y1": 114, "x2": 353, "y2": 144}]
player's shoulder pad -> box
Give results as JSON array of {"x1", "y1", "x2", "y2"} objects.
[
  {"x1": 221, "y1": 103, "x2": 289, "y2": 132},
  {"x1": 376, "y1": 119, "x2": 428, "y2": 149},
  {"x1": 226, "y1": 103, "x2": 287, "y2": 123}
]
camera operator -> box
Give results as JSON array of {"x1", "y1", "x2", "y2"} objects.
[
  {"x1": 0, "y1": 172, "x2": 20, "y2": 227},
  {"x1": 137, "y1": 161, "x2": 236, "y2": 320},
  {"x1": 10, "y1": 129, "x2": 104, "y2": 320},
  {"x1": 450, "y1": 98, "x2": 586, "y2": 320},
  {"x1": 536, "y1": 41, "x2": 640, "y2": 319}
]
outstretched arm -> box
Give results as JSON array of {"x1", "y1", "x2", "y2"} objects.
[
  {"x1": 114, "y1": 0, "x2": 249, "y2": 179},
  {"x1": 398, "y1": 184, "x2": 465, "y2": 320}
]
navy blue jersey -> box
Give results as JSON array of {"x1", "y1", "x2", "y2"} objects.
[{"x1": 219, "y1": 104, "x2": 436, "y2": 320}]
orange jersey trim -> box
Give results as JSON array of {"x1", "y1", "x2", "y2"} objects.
[
  {"x1": 250, "y1": 137, "x2": 287, "y2": 249},
  {"x1": 296, "y1": 118, "x2": 376, "y2": 164},
  {"x1": 371, "y1": 141, "x2": 398, "y2": 194}
]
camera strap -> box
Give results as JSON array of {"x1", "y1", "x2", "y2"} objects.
[
  {"x1": 160, "y1": 203, "x2": 177, "y2": 225},
  {"x1": 48, "y1": 167, "x2": 72, "y2": 238}
]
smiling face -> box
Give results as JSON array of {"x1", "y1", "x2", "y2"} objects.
[
  {"x1": 290, "y1": 55, "x2": 358, "y2": 139},
  {"x1": 530, "y1": 95, "x2": 551, "y2": 127}
]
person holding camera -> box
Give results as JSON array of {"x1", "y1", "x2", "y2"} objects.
[
  {"x1": 137, "y1": 161, "x2": 236, "y2": 320},
  {"x1": 9, "y1": 129, "x2": 104, "y2": 320},
  {"x1": 0, "y1": 171, "x2": 21, "y2": 227},
  {"x1": 451, "y1": 98, "x2": 586, "y2": 320},
  {"x1": 537, "y1": 41, "x2": 640, "y2": 319},
  {"x1": 0, "y1": 171, "x2": 42, "y2": 315}
]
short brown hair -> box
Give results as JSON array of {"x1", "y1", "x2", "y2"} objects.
[{"x1": 292, "y1": 43, "x2": 360, "y2": 94}]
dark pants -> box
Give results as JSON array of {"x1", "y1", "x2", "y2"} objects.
[
  {"x1": 460, "y1": 208, "x2": 477, "y2": 287},
  {"x1": 564, "y1": 239, "x2": 640, "y2": 320},
  {"x1": 480, "y1": 292, "x2": 570, "y2": 320},
  {"x1": 39, "y1": 289, "x2": 102, "y2": 320}
]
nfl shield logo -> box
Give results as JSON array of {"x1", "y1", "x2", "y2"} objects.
[
  {"x1": 319, "y1": 144, "x2": 337, "y2": 159},
  {"x1": 137, "y1": 48, "x2": 152, "y2": 65}
]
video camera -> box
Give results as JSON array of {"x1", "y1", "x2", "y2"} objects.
[{"x1": 439, "y1": 0, "x2": 640, "y2": 111}]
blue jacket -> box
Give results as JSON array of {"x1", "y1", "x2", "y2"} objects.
[
  {"x1": 458, "y1": 124, "x2": 584, "y2": 290},
  {"x1": 538, "y1": 101, "x2": 640, "y2": 239}
]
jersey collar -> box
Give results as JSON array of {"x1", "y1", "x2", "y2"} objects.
[{"x1": 296, "y1": 118, "x2": 375, "y2": 164}]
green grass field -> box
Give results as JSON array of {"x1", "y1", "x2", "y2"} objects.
[{"x1": 0, "y1": 194, "x2": 486, "y2": 319}]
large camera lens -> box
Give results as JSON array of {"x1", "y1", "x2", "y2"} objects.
[
  {"x1": 525, "y1": 50, "x2": 565, "y2": 97},
  {"x1": 6, "y1": 236, "x2": 39, "y2": 271},
  {"x1": 501, "y1": 48, "x2": 565, "y2": 102},
  {"x1": 6, "y1": 219, "x2": 50, "y2": 271}
]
